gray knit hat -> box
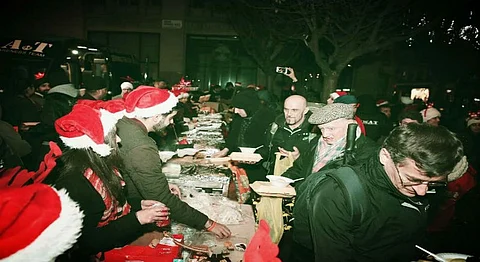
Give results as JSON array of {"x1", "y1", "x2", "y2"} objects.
[{"x1": 308, "y1": 103, "x2": 355, "y2": 125}]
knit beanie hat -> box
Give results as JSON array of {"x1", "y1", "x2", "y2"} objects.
[
  {"x1": 0, "y1": 183, "x2": 83, "y2": 262},
  {"x1": 55, "y1": 104, "x2": 118, "y2": 157},
  {"x1": 400, "y1": 96, "x2": 414, "y2": 105},
  {"x1": 83, "y1": 75, "x2": 107, "y2": 91},
  {"x1": 309, "y1": 103, "x2": 355, "y2": 125},
  {"x1": 334, "y1": 95, "x2": 358, "y2": 104},
  {"x1": 232, "y1": 88, "x2": 261, "y2": 116},
  {"x1": 420, "y1": 107, "x2": 441, "y2": 122},
  {"x1": 124, "y1": 86, "x2": 178, "y2": 118}
]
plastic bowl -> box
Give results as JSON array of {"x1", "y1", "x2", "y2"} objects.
[
  {"x1": 158, "y1": 151, "x2": 176, "y2": 162},
  {"x1": 239, "y1": 147, "x2": 258, "y2": 154},
  {"x1": 266, "y1": 175, "x2": 294, "y2": 188}
]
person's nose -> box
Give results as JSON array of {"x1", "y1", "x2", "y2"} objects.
[{"x1": 412, "y1": 184, "x2": 429, "y2": 196}]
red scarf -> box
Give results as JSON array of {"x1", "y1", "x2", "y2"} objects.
[{"x1": 83, "y1": 168, "x2": 131, "y2": 227}]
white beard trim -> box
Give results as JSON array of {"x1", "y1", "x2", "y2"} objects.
[
  {"x1": 3, "y1": 188, "x2": 84, "y2": 262},
  {"x1": 125, "y1": 92, "x2": 178, "y2": 118},
  {"x1": 60, "y1": 135, "x2": 113, "y2": 157}
]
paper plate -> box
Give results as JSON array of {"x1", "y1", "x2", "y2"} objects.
[{"x1": 436, "y1": 253, "x2": 472, "y2": 261}]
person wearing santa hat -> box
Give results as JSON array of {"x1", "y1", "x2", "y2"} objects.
[
  {"x1": 52, "y1": 104, "x2": 170, "y2": 260},
  {"x1": 176, "y1": 91, "x2": 197, "y2": 120},
  {"x1": 327, "y1": 91, "x2": 348, "y2": 104},
  {"x1": 420, "y1": 107, "x2": 441, "y2": 126},
  {"x1": 116, "y1": 86, "x2": 232, "y2": 238},
  {"x1": 458, "y1": 113, "x2": 480, "y2": 172},
  {"x1": 0, "y1": 183, "x2": 83, "y2": 262},
  {"x1": 112, "y1": 81, "x2": 134, "y2": 100}
]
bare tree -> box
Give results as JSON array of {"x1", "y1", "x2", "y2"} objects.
[
  {"x1": 220, "y1": 0, "x2": 302, "y2": 90},
  {"x1": 222, "y1": 0, "x2": 447, "y2": 101}
]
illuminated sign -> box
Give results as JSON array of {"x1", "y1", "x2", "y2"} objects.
[
  {"x1": 411, "y1": 88, "x2": 430, "y2": 102},
  {"x1": 0, "y1": 39, "x2": 53, "y2": 57}
]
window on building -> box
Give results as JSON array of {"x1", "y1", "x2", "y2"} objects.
[
  {"x1": 87, "y1": 31, "x2": 161, "y2": 81},
  {"x1": 186, "y1": 35, "x2": 257, "y2": 91}
]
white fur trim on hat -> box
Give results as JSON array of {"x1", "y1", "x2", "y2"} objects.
[
  {"x1": 420, "y1": 107, "x2": 441, "y2": 122},
  {"x1": 120, "y1": 82, "x2": 133, "y2": 90},
  {"x1": 330, "y1": 92, "x2": 340, "y2": 100},
  {"x1": 3, "y1": 188, "x2": 83, "y2": 262},
  {"x1": 111, "y1": 110, "x2": 126, "y2": 120},
  {"x1": 125, "y1": 92, "x2": 178, "y2": 118},
  {"x1": 376, "y1": 100, "x2": 389, "y2": 107},
  {"x1": 60, "y1": 134, "x2": 113, "y2": 157},
  {"x1": 99, "y1": 109, "x2": 118, "y2": 135},
  {"x1": 467, "y1": 118, "x2": 480, "y2": 127}
]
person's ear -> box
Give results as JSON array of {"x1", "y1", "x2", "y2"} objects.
[
  {"x1": 151, "y1": 114, "x2": 162, "y2": 124},
  {"x1": 379, "y1": 148, "x2": 391, "y2": 166}
]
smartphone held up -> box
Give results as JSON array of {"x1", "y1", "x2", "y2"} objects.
[{"x1": 276, "y1": 66, "x2": 291, "y2": 75}]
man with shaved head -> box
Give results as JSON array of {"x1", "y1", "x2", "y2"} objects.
[{"x1": 260, "y1": 94, "x2": 315, "y2": 176}]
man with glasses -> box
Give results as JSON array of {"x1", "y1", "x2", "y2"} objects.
[{"x1": 291, "y1": 124, "x2": 466, "y2": 262}]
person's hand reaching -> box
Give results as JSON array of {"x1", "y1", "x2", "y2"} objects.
[
  {"x1": 135, "y1": 205, "x2": 170, "y2": 225},
  {"x1": 206, "y1": 220, "x2": 232, "y2": 239},
  {"x1": 168, "y1": 184, "x2": 182, "y2": 199}
]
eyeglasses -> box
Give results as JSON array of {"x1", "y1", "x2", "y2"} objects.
[{"x1": 394, "y1": 164, "x2": 447, "y2": 188}]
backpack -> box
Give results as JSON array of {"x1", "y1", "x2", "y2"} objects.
[{"x1": 307, "y1": 166, "x2": 367, "y2": 228}]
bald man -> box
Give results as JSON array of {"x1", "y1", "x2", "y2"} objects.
[{"x1": 260, "y1": 95, "x2": 316, "y2": 175}]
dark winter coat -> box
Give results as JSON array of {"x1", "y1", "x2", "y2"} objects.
[
  {"x1": 225, "y1": 104, "x2": 276, "y2": 152},
  {"x1": 258, "y1": 112, "x2": 316, "y2": 175},
  {"x1": 31, "y1": 84, "x2": 78, "y2": 142},
  {"x1": 282, "y1": 135, "x2": 378, "y2": 184},
  {"x1": 54, "y1": 168, "x2": 146, "y2": 259},
  {"x1": 291, "y1": 154, "x2": 429, "y2": 262}
]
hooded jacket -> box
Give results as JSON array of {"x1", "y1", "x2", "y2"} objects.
[
  {"x1": 28, "y1": 84, "x2": 78, "y2": 144},
  {"x1": 291, "y1": 154, "x2": 429, "y2": 262}
]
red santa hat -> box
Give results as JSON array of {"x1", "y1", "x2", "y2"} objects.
[
  {"x1": 376, "y1": 99, "x2": 389, "y2": 107},
  {"x1": 420, "y1": 107, "x2": 441, "y2": 122},
  {"x1": 467, "y1": 117, "x2": 480, "y2": 127},
  {"x1": 329, "y1": 91, "x2": 347, "y2": 100},
  {"x1": 0, "y1": 184, "x2": 83, "y2": 261},
  {"x1": 120, "y1": 81, "x2": 133, "y2": 90},
  {"x1": 77, "y1": 100, "x2": 126, "y2": 120},
  {"x1": 124, "y1": 86, "x2": 178, "y2": 118},
  {"x1": 98, "y1": 100, "x2": 126, "y2": 120},
  {"x1": 55, "y1": 104, "x2": 118, "y2": 157}
]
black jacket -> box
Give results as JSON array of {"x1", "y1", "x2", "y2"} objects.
[
  {"x1": 53, "y1": 168, "x2": 146, "y2": 258},
  {"x1": 258, "y1": 112, "x2": 316, "y2": 175},
  {"x1": 282, "y1": 135, "x2": 378, "y2": 183},
  {"x1": 226, "y1": 104, "x2": 276, "y2": 151},
  {"x1": 30, "y1": 84, "x2": 78, "y2": 142},
  {"x1": 292, "y1": 154, "x2": 429, "y2": 262}
]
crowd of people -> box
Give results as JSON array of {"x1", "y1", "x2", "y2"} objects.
[{"x1": 0, "y1": 65, "x2": 479, "y2": 261}]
